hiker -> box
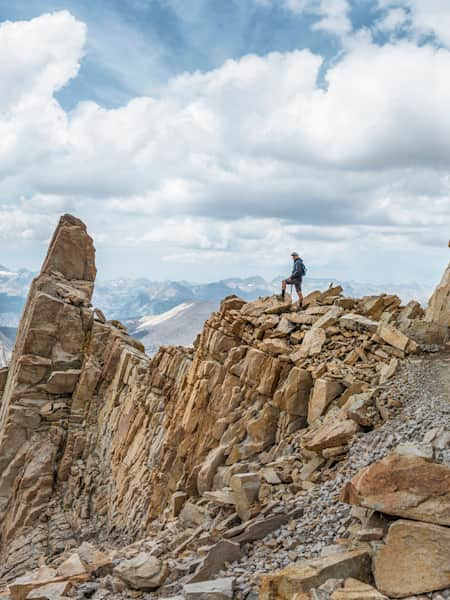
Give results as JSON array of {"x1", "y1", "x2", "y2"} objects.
[{"x1": 280, "y1": 252, "x2": 305, "y2": 307}]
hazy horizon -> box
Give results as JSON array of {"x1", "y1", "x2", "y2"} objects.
[{"x1": 0, "y1": 2, "x2": 449, "y2": 285}]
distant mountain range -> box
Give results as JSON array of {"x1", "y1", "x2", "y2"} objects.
[{"x1": 0, "y1": 263, "x2": 434, "y2": 359}]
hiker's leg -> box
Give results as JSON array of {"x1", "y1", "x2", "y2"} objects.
[{"x1": 295, "y1": 282, "x2": 303, "y2": 306}]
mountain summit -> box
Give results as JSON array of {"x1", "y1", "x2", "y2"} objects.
[{"x1": 0, "y1": 216, "x2": 449, "y2": 599}]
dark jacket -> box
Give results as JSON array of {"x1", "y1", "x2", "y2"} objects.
[{"x1": 291, "y1": 258, "x2": 303, "y2": 280}]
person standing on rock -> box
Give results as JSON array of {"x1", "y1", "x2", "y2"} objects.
[{"x1": 280, "y1": 252, "x2": 306, "y2": 307}]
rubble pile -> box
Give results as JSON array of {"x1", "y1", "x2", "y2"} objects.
[{"x1": 0, "y1": 216, "x2": 449, "y2": 600}]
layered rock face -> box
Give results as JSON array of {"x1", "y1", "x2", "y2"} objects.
[{"x1": 0, "y1": 216, "x2": 449, "y2": 600}]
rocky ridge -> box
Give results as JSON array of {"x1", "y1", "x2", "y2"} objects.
[{"x1": 0, "y1": 215, "x2": 449, "y2": 600}]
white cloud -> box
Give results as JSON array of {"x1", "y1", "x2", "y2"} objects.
[
  {"x1": 257, "y1": 0, "x2": 352, "y2": 37},
  {"x1": 0, "y1": 9, "x2": 449, "y2": 282},
  {"x1": 375, "y1": 8, "x2": 409, "y2": 33},
  {"x1": 377, "y1": 1, "x2": 450, "y2": 47}
]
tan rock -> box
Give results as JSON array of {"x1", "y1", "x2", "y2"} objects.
[
  {"x1": 330, "y1": 578, "x2": 387, "y2": 599},
  {"x1": 339, "y1": 313, "x2": 378, "y2": 333},
  {"x1": 76, "y1": 542, "x2": 113, "y2": 576},
  {"x1": 230, "y1": 473, "x2": 260, "y2": 521},
  {"x1": 56, "y1": 554, "x2": 87, "y2": 578},
  {"x1": 26, "y1": 581, "x2": 73, "y2": 600},
  {"x1": 171, "y1": 491, "x2": 188, "y2": 518},
  {"x1": 425, "y1": 261, "x2": 450, "y2": 327},
  {"x1": 312, "y1": 305, "x2": 343, "y2": 329},
  {"x1": 184, "y1": 577, "x2": 234, "y2": 599},
  {"x1": 197, "y1": 446, "x2": 226, "y2": 495},
  {"x1": 374, "y1": 520, "x2": 450, "y2": 598},
  {"x1": 341, "y1": 453, "x2": 450, "y2": 525},
  {"x1": 308, "y1": 379, "x2": 344, "y2": 424},
  {"x1": 377, "y1": 323, "x2": 411, "y2": 352},
  {"x1": 303, "y1": 420, "x2": 359, "y2": 452},
  {"x1": 273, "y1": 367, "x2": 313, "y2": 416},
  {"x1": 113, "y1": 552, "x2": 168, "y2": 591},
  {"x1": 10, "y1": 571, "x2": 86, "y2": 600},
  {"x1": 259, "y1": 548, "x2": 372, "y2": 599},
  {"x1": 189, "y1": 540, "x2": 241, "y2": 583},
  {"x1": 41, "y1": 214, "x2": 96, "y2": 282},
  {"x1": 299, "y1": 328, "x2": 326, "y2": 358},
  {"x1": 43, "y1": 370, "x2": 81, "y2": 394}
]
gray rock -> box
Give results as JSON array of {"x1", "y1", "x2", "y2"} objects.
[{"x1": 184, "y1": 577, "x2": 235, "y2": 599}]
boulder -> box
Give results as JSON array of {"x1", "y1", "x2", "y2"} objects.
[
  {"x1": 312, "y1": 305, "x2": 343, "y2": 329},
  {"x1": 425, "y1": 261, "x2": 450, "y2": 327},
  {"x1": 184, "y1": 577, "x2": 235, "y2": 599},
  {"x1": 231, "y1": 514, "x2": 289, "y2": 544},
  {"x1": 189, "y1": 540, "x2": 241, "y2": 583},
  {"x1": 298, "y1": 328, "x2": 326, "y2": 358},
  {"x1": 303, "y1": 420, "x2": 359, "y2": 452},
  {"x1": 376, "y1": 323, "x2": 411, "y2": 352},
  {"x1": 56, "y1": 553, "x2": 87, "y2": 578},
  {"x1": 330, "y1": 578, "x2": 387, "y2": 599},
  {"x1": 76, "y1": 542, "x2": 113, "y2": 576},
  {"x1": 113, "y1": 552, "x2": 168, "y2": 591},
  {"x1": 26, "y1": 582, "x2": 73, "y2": 600},
  {"x1": 197, "y1": 446, "x2": 226, "y2": 495},
  {"x1": 374, "y1": 520, "x2": 450, "y2": 598},
  {"x1": 339, "y1": 314, "x2": 378, "y2": 334},
  {"x1": 341, "y1": 453, "x2": 450, "y2": 525},
  {"x1": 308, "y1": 379, "x2": 344, "y2": 424},
  {"x1": 230, "y1": 472, "x2": 260, "y2": 521},
  {"x1": 259, "y1": 548, "x2": 372, "y2": 599},
  {"x1": 273, "y1": 367, "x2": 313, "y2": 416}
]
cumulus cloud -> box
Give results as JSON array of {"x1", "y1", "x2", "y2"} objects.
[{"x1": 0, "y1": 9, "x2": 449, "y2": 281}]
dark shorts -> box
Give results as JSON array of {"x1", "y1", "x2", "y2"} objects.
[{"x1": 285, "y1": 277, "x2": 302, "y2": 292}]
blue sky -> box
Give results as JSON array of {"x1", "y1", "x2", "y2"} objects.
[{"x1": 0, "y1": 0, "x2": 449, "y2": 284}]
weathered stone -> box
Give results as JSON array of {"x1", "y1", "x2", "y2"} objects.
[
  {"x1": 171, "y1": 491, "x2": 188, "y2": 518},
  {"x1": 41, "y1": 214, "x2": 96, "y2": 282},
  {"x1": 313, "y1": 306, "x2": 343, "y2": 329},
  {"x1": 374, "y1": 520, "x2": 450, "y2": 598},
  {"x1": 189, "y1": 540, "x2": 241, "y2": 583},
  {"x1": 113, "y1": 552, "x2": 168, "y2": 591},
  {"x1": 76, "y1": 542, "x2": 113, "y2": 576},
  {"x1": 341, "y1": 453, "x2": 450, "y2": 525},
  {"x1": 10, "y1": 570, "x2": 86, "y2": 600},
  {"x1": 184, "y1": 577, "x2": 234, "y2": 599},
  {"x1": 259, "y1": 548, "x2": 372, "y2": 599},
  {"x1": 339, "y1": 313, "x2": 378, "y2": 334},
  {"x1": 231, "y1": 514, "x2": 289, "y2": 543},
  {"x1": 303, "y1": 420, "x2": 359, "y2": 452},
  {"x1": 26, "y1": 581, "x2": 73, "y2": 600},
  {"x1": 56, "y1": 553, "x2": 87, "y2": 578},
  {"x1": 299, "y1": 328, "x2": 327, "y2": 358},
  {"x1": 330, "y1": 578, "x2": 387, "y2": 599},
  {"x1": 230, "y1": 473, "x2": 260, "y2": 521},
  {"x1": 273, "y1": 367, "x2": 313, "y2": 416},
  {"x1": 377, "y1": 323, "x2": 411, "y2": 352},
  {"x1": 425, "y1": 261, "x2": 450, "y2": 327},
  {"x1": 308, "y1": 379, "x2": 344, "y2": 424},
  {"x1": 44, "y1": 370, "x2": 81, "y2": 394},
  {"x1": 197, "y1": 446, "x2": 226, "y2": 495}
]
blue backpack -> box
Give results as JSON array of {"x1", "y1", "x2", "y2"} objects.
[{"x1": 299, "y1": 258, "x2": 307, "y2": 277}]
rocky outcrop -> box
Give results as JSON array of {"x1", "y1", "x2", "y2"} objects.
[
  {"x1": 341, "y1": 452, "x2": 450, "y2": 525},
  {"x1": 426, "y1": 261, "x2": 450, "y2": 327},
  {"x1": 374, "y1": 520, "x2": 450, "y2": 598},
  {"x1": 0, "y1": 215, "x2": 449, "y2": 600}
]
